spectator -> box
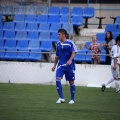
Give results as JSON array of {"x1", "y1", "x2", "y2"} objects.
[
  {"x1": 102, "y1": 31, "x2": 115, "y2": 65},
  {"x1": 85, "y1": 35, "x2": 101, "y2": 64}
]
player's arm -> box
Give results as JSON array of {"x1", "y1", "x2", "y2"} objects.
[{"x1": 51, "y1": 56, "x2": 59, "y2": 72}]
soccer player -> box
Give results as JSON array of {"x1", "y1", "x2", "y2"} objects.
[
  {"x1": 51, "y1": 29, "x2": 77, "y2": 104},
  {"x1": 101, "y1": 36, "x2": 120, "y2": 93}
]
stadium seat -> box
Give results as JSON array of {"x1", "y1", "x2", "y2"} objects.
[
  {"x1": 0, "y1": 40, "x2": 4, "y2": 48},
  {"x1": 0, "y1": 22, "x2": 2, "y2": 30},
  {"x1": 60, "y1": 7, "x2": 69, "y2": 16},
  {"x1": 2, "y1": 6, "x2": 14, "y2": 15},
  {"x1": 50, "y1": 23, "x2": 61, "y2": 32},
  {"x1": 3, "y1": 22, "x2": 15, "y2": 31},
  {"x1": 71, "y1": 16, "x2": 83, "y2": 26},
  {"x1": 15, "y1": 22, "x2": 26, "y2": 31},
  {"x1": 15, "y1": 31, "x2": 27, "y2": 40},
  {"x1": 14, "y1": 6, "x2": 25, "y2": 14},
  {"x1": 60, "y1": 15, "x2": 68, "y2": 24},
  {"x1": 100, "y1": 51, "x2": 106, "y2": 63},
  {"x1": 0, "y1": 48, "x2": 5, "y2": 59},
  {"x1": 48, "y1": 15, "x2": 60, "y2": 24},
  {"x1": 40, "y1": 41, "x2": 52, "y2": 52},
  {"x1": 48, "y1": 6, "x2": 60, "y2": 15},
  {"x1": 26, "y1": 23, "x2": 38, "y2": 31},
  {"x1": 0, "y1": 30, "x2": 3, "y2": 39},
  {"x1": 74, "y1": 50, "x2": 86, "y2": 63},
  {"x1": 115, "y1": 16, "x2": 120, "y2": 25},
  {"x1": 105, "y1": 24, "x2": 117, "y2": 33},
  {"x1": 3, "y1": 30, "x2": 15, "y2": 40},
  {"x1": 62, "y1": 23, "x2": 73, "y2": 34},
  {"x1": 27, "y1": 31, "x2": 39, "y2": 41},
  {"x1": 39, "y1": 31, "x2": 50, "y2": 41},
  {"x1": 15, "y1": 50, "x2": 29, "y2": 61},
  {"x1": 37, "y1": 15, "x2": 48, "y2": 23},
  {"x1": 0, "y1": 14, "x2": 2, "y2": 21},
  {"x1": 28, "y1": 40, "x2": 40, "y2": 49},
  {"x1": 71, "y1": 7, "x2": 83, "y2": 16},
  {"x1": 96, "y1": 33, "x2": 106, "y2": 43},
  {"x1": 38, "y1": 23, "x2": 50, "y2": 32},
  {"x1": 25, "y1": 14, "x2": 36, "y2": 23},
  {"x1": 117, "y1": 25, "x2": 120, "y2": 34},
  {"x1": 4, "y1": 49, "x2": 17, "y2": 60},
  {"x1": 112, "y1": 33, "x2": 119, "y2": 40},
  {"x1": 85, "y1": 51, "x2": 92, "y2": 63},
  {"x1": 16, "y1": 40, "x2": 28, "y2": 50},
  {"x1": 27, "y1": 49, "x2": 42, "y2": 61},
  {"x1": 51, "y1": 32, "x2": 59, "y2": 42},
  {"x1": 14, "y1": 14, "x2": 25, "y2": 22},
  {"x1": 4, "y1": 40, "x2": 16, "y2": 49}
]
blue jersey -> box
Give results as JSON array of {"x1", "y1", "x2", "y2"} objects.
[{"x1": 56, "y1": 39, "x2": 77, "y2": 70}]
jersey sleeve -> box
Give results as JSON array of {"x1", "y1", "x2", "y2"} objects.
[
  {"x1": 112, "y1": 46, "x2": 118, "y2": 58},
  {"x1": 71, "y1": 41, "x2": 78, "y2": 53}
]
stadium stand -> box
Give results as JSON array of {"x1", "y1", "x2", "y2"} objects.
[
  {"x1": 25, "y1": 14, "x2": 37, "y2": 23},
  {"x1": 115, "y1": 16, "x2": 120, "y2": 25},
  {"x1": 117, "y1": 25, "x2": 120, "y2": 34},
  {"x1": 100, "y1": 51, "x2": 106, "y2": 63},
  {"x1": 15, "y1": 31, "x2": 27, "y2": 40},
  {"x1": 0, "y1": 40, "x2": 4, "y2": 48},
  {"x1": 0, "y1": 30, "x2": 3, "y2": 39},
  {"x1": 50, "y1": 32, "x2": 59, "y2": 42},
  {"x1": 28, "y1": 40, "x2": 40, "y2": 50},
  {"x1": 40, "y1": 41, "x2": 52, "y2": 52},
  {"x1": 0, "y1": 14, "x2": 2, "y2": 21},
  {"x1": 71, "y1": 7, "x2": 83, "y2": 16},
  {"x1": 96, "y1": 33, "x2": 106, "y2": 43},
  {"x1": 62, "y1": 23, "x2": 73, "y2": 34},
  {"x1": 3, "y1": 22, "x2": 15, "y2": 31},
  {"x1": 39, "y1": 31, "x2": 50, "y2": 41},
  {"x1": 85, "y1": 51, "x2": 92, "y2": 63},
  {"x1": 14, "y1": 14, "x2": 25, "y2": 22},
  {"x1": 16, "y1": 40, "x2": 29, "y2": 50},
  {"x1": 15, "y1": 22, "x2": 26, "y2": 31},
  {"x1": 60, "y1": 15, "x2": 68, "y2": 24},
  {"x1": 38, "y1": 23, "x2": 50, "y2": 32},
  {"x1": 50, "y1": 23, "x2": 61, "y2": 33},
  {"x1": 112, "y1": 33, "x2": 120, "y2": 40},
  {"x1": 71, "y1": 16, "x2": 83, "y2": 26},
  {"x1": 60, "y1": 6, "x2": 69, "y2": 16},
  {"x1": 48, "y1": 6, "x2": 60, "y2": 16},
  {"x1": 4, "y1": 40, "x2": 16, "y2": 49},
  {"x1": 3, "y1": 30, "x2": 15, "y2": 40},
  {"x1": 37, "y1": 15, "x2": 48, "y2": 23},
  {"x1": 0, "y1": 48, "x2": 5, "y2": 59},
  {"x1": 104, "y1": 24, "x2": 117, "y2": 33},
  {"x1": 26, "y1": 23, "x2": 38, "y2": 31},
  {"x1": 0, "y1": 22, "x2": 2, "y2": 29},
  {"x1": 48, "y1": 15, "x2": 60, "y2": 24},
  {"x1": 27, "y1": 31, "x2": 39, "y2": 41}
]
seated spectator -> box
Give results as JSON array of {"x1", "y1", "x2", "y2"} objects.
[
  {"x1": 102, "y1": 31, "x2": 115, "y2": 65},
  {"x1": 85, "y1": 35, "x2": 101, "y2": 64}
]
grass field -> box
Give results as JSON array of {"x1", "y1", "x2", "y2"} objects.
[{"x1": 0, "y1": 83, "x2": 120, "y2": 120}]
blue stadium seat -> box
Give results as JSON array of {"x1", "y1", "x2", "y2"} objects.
[
  {"x1": 0, "y1": 14, "x2": 2, "y2": 21},
  {"x1": 26, "y1": 23, "x2": 38, "y2": 31},
  {"x1": 38, "y1": 23, "x2": 50, "y2": 32},
  {"x1": 105, "y1": 24, "x2": 117, "y2": 33},
  {"x1": 15, "y1": 50, "x2": 29, "y2": 61},
  {"x1": 115, "y1": 16, "x2": 120, "y2": 25},
  {"x1": 28, "y1": 40, "x2": 40, "y2": 49},
  {"x1": 50, "y1": 23, "x2": 61, "y2": 32},
  {"x1": 83, "y1": 42, "x2": 91, "y2": 51},
  {"x1": 0, "y1": 48, "x2": 5, "y2": 59},
  {"x1": 14, "y1": 14, "x2": 25, "y2": 22},
  {"x1": 0, "y1": 22, "x2": 2, "y2": 29},
  {"x1": 15, "y1": 22, "x2": 26, "y2": 31},
  {"x1": 25, "y1": 14, "x2": 36, "y2": 23},
  {"x1": 27, "y1": 49, "x2": 42, "y2": 61},
  {"x1": 40, "y1": 41, "x2": 52, "y2": 52},
  {"x1": 62, "y1": 23, "x2": 73, "y2": 34},
  {"x1": 39, "y1": 31, "x2": 50, "y2": 41},
  {"x1": 71, "y1": 16, "x2": 83, "y2": 26},
  {"x1": 74, "y1": 50, "x2": 86, "y2": 63},
  {"x1": 60, "y1": 7, "x2": 69, "y2": 16},
  {"x1": 0, "y1": 30, "x2": 3, "y2": 39},
  {"x1": 96, "y1": 33, "x2": 106, "y2": 43},
  {"x1": 5, "y1": 49, "x2": 17, "y2": 60},
  {"x1": 112, "y1": 33, "x2": 119, "y2": 40},
  {"x1": 37, "y1": 15, "x2": 48, "y2": 23},
  {"x1": 85, "y1": 51, "x2": 91, "y2": 63},
  {"x1": 27, "y1": 31, "x2": 39, "y2": 41},
  {"x1": 3, "y1": 30, "x2": 15, "y2": 40},
  {"x1": 100, "y1": 51, "x2": 106, "y2": 63},
  {"x1": 48, "y1": 6, "x2": 60, "y2": 16},
  {"x1": 48, "y1": 15, "x2": 60, "y2": 24},
  {"x1": 51, "y1": 32, "x2": 59, "y2": 42},
  {"x1": 15, "y1": 31, "x2": 27, "y2": 40},
  {"x1": 60, "y1": 15, "x2": 68, "y2": 24},
  {"x1": 16, "y1": 40, "x2": 28, "y2": 50},
  {"x1": 3, "y1": 22, "x2": 15, "y2": 31},
  {"x1": 0, "y1": 40, "x2": 4, "y2": 48},
  {"x1": 117, "y1": 25, "x2": 120, "y2": 34},
  {"x1": 71, "y1": 7, "x2": 83, "y2": 16},
  {"x1": 83, "y1": 7, "x2": 94, "y2": 18},
  {"x1": 4, "y1": 40, "x2": 16, "y2": 49}
]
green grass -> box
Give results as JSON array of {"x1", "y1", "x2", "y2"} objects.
[{"x1": 0, "y1": 83, "x2": 120, "y2": 120}]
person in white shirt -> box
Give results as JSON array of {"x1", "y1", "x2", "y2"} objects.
[{"x1": 101, "y1": 35, "x2": 120, "y2": 93}]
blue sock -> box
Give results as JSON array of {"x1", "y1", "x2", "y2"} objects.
[
  {"x1": 70, "y1": 84, "x2": 75, "y2": 101},
  {"x1": 56, "y1": 79, "x2": 64, "y2": 99}
]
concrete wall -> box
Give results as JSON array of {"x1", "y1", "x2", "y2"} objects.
[{"x1": 0, "y1": 61, "x2": 116, "y2": 88}]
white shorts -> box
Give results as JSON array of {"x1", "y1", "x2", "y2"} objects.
[{"x1": 111, "y1": 63, "x2": 120, "y2": 79}]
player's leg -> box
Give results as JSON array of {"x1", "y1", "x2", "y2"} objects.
[
  {"x1": 56, "y1": 68, "x2": 65, "y2": 103},
  {"x1": 66, "y1": 70, "x2": 76, "y2": 104}
]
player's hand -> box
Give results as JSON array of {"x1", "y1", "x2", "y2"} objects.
[
  {"x1": 66, "y1": 60, "x2": 72, "y2": 66},
  {"x1": 113, "y1": 66, "x2": 117, "y2": 70},
  {"x1": 51, "y1": 66, "x2": 56, "y2": 72}
]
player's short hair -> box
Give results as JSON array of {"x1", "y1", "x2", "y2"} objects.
[
  {"x1": 116, "y1": 35, "x2": 120, "y2": 43},
  {"x1": 58, "y1": 29, "x2": 67, "y2": 36}
]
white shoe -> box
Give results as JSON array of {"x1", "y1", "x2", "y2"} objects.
[
  {"x1": 69, "y1": 100, "x2": 74, "y2": 104},
  {"x1": 56, "y1": 98, "x2": 65, "y2": 103}
]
